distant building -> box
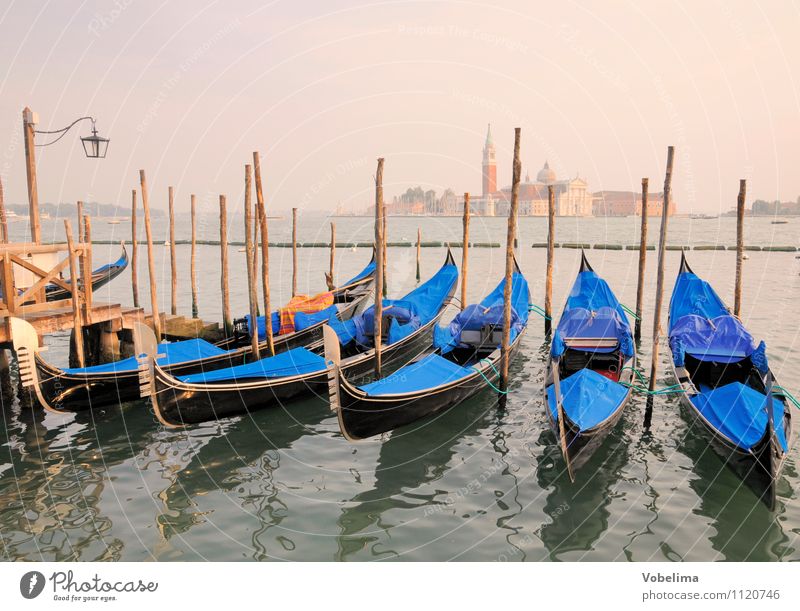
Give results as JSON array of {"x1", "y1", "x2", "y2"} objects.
[
  {"x1": 592, "y1": 190, "x2": 676, "y2": 217},
  {"x1": 752, "y1": 199, "x2": 800, "y2": 215},
  {"x1": 471, "y1": 125, "x2": 591, "y2": 216}
]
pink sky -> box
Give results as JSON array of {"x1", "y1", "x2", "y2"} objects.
[{"x1": 0, "y1": 0, "x2": 798, "y2": 214}]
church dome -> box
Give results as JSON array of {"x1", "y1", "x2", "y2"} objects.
[{"x1": 536, "y1": 161, "x2": 556, "y2": 184}]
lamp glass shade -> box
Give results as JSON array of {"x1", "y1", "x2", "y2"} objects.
[{"x1": 80, "y1": 133, "x2": 109, "y2": 158}]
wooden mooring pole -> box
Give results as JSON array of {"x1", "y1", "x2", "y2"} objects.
[
  {"x1": 219, "y1": 195, "x2": 231, "y2": 336},
  {"x1": 0, "y1": 177, "x2": 8, "y2": 243},
  {"x1": 500, "y1": 128, "x2": 522, "y2": 393},
  {"x1": 190, "y1": 194, "x2": 199, "y2": 319},
  {"x1": 545, "y1": 184, "x2": 555, "y2": 335},
  {"x1": 81, "y1": 215, "x2": 93, "y2": 317},
  {"x1": 734, "y1": 179, "x2": 746, "y2": 317},
  {"x1": 77, "y1": 201, "x2": 84, "y2": 243},
  {"x1": 244, "y1": 165, "x2": 260, "y2": 359},
  {"x1": 327, "y1": 222, "x2": 336, "y2": 290},
  {"x1": 64, "y1": 220, "x2": 85, "y2": 368},
  {"x1": 461, "y1": 193, "x2": 470, "y2": 310},
  {"x1": 253, "y1": 151, "x2": 274, "y2": 356},
  {"x1": 374, "y1": 158, "x2": 385, "y2": 378},
  {"x1": 168, "y1": 186, "x2": 177, "y2": 315},
  {"x1": 139, "y1": 170, "x2": 161, "y2": 341},
  {"x1": 634, "y1": 178, "x2": 649, "y2": 341},
  {"x1": 131, "y1": 189, "x2": 139, "y2": 308},
  {"x1": 415, "y1": 227, "x2": 421, "y2": 282},
  {"x1": 291, "y1": 207, "x2": 298, "y2": 297},
  {"x1": 645, "y1": 146, "x2": 675, "y2": 428}
]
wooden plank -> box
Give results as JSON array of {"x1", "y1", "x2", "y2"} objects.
[{"x1": 14, "y1": 256, "x2": 70, "y2": 306}]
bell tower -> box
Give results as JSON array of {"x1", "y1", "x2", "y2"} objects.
[{"x1": 482, "y1": 123, "x2": 497, "y2": 196}]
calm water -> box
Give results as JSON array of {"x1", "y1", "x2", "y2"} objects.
[{"x1": 1, "y1": 215, "x2": 799, "y2": 561}]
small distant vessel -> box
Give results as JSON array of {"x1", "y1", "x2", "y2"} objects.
[
  {"x1": 106, "y1": 216, "x2": 130, "y2": 225},
  {"x1": 163, "y1": 240, "x2": 171, "y2": 246},
  {"x1": 40, "y1": 212, "x2": 51, "y2": 220},
  {"x1": 691, "y1": 214, "x2": 717, "y2": 220},
  {"x1": 771, "y1": 220, "x2": 789, "y2": 225}
]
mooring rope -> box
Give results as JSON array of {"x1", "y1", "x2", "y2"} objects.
[
  {"x1": 620, "y1": 303, "x2": 640, "y2": 320},
  {"x1": 528, "y1": 304, "x2": 551, "y2": 321},
  {"x1": 474, "y1": 358, "x2": 508, "y2": 394},
  {"x1": 773, "y1": 385, "x2": 800, "y2": 410}
]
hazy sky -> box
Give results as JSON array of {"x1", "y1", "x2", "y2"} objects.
[{"x1": 0, "y1": 0, "x2": 798, "y2": 215}]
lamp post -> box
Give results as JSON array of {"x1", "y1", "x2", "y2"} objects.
[{"x1": 22, "y1": 106, "x2": 110, "y2": 244}]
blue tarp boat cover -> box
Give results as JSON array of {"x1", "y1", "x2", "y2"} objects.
[
  {"x1": 546, "y1": 368, "x2": 629, "y2": 431},
  {"x1": 329, "y1": 257, "x2": 458, "y2": 347},
  {"x1": 244, "y1": 255, "x2": 375, "y2": 340},
  {"x1": 64, "y1": 338, "x2": 229, "y2": 374},
  {"x1": 689, "y1": 382, "x2": 788, "y2": 451},
  {"x1": 669, "y1": 314, "x2": 755, "y2": 365},
  {"x1": 178, "y1": 347, "x2": 326, "y2": 384},
  {"x1": 668, "y1": 270, "x2": 756, "y2": 365},
  {"x1": 434, "y1": 272, "x2": 529, "y2": 353},
  {"x1": 551, "y1": 270, "x2": 633, "y2": 358},
  {"x1": 359, "y1": 353, "x2": 475, "y2": 396}
]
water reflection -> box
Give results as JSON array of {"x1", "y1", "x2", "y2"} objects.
[{"x1": 335, "y1": 392, "x2": 499, "y2": 560}]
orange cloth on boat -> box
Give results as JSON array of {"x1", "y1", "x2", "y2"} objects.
[{"x1": 278, "y1": 291, "x2": 335, "y2": 335}]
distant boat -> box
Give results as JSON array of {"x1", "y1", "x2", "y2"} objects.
[
  {"x1": 771, "y1": 220, "x2": 789, "y2": 224},
  {"x1": 691, "y1": 214, "x2": 717, "y2": 220},
  {"x1": 163, "y1": 240, "x2": 171, "y2": 246},
  {"x1": 106, "y1": 216, "x2": 130, "y2": 225}
]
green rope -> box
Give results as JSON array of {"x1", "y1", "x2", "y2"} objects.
[
  {"x1": 773, "y1": 385, "x2": 800, "y2": 410},
  {"x1": 528, "y1": 304, "x2": 552, "y2": 321},
  {"x1": 474, "y1": 359, "x2": 508, "y2": 394},
  {"x1": 620, "y1": 303, "x2": 640, "y2": 320}
]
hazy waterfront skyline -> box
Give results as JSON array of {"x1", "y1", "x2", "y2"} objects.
[{"x1": 0, "y1": 1, "x2": 798, "y2": 216}]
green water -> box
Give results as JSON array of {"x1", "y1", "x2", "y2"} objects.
[{"x1": 1, "y1": 216, "x2": 799, "y2": 560}]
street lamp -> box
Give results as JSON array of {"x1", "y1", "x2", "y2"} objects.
[{"x1": 22, "y1": 107, "x2": 110, "y2": 243}]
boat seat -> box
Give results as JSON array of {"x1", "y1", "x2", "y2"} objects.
[{"x1": 460, "y1": 323, "x2": 504, "y2": 350}]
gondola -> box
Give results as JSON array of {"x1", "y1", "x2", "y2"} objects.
[
  {"x1": 667, "y1": 252, "x2": 794, "y2": 509},
  {"x1": 215, "y1": 250, "x2": 376, "y2": 351},
  {"x1": 326, "y1": 259, "x2": 529, "y2": 441},
  {"x1": 543, "y1": 251, "x2": 635, "y2": 480},
  {"x1": 44, "y1": 243, "x2": 129, "y2": 302},
  {"x1": 140, "y1": 249, "x2": 459, "y2": 427},
  {"x1": 11, "y1": 252, "x2": 376, "y2": 414}
]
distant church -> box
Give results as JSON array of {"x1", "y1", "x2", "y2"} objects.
[{"x1": 471, "y1": 124, "x2": 592, "y2": 216}]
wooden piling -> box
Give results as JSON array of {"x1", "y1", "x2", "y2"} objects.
[
  {"x1": 291, "y1": 207, "x2": 298, "y2": 297},
  {"x1": 219, "y1": 195, "x2": 231, "y2": 336},
  {"x1": 64, "y1": 220, "x2": 85, "y2": 367},
  {"x1": 131, "y1": 189, "x2": 139, "y2": 308},
  {"x1": 0, "y1": 177, "x2": 8, "y2": 243},
  {"x1": 734, "y1": 179, "x2": 746, "y2": 317},
  {"x1": 190, "y1": 194, "x2": 198, "y2": 319},
  {"x1": 253, "y1": 151, "x2": 274, "y2": 356},
  {"x1": 545, "y1": 184, "x2": 555, "y2": 335},
  {"x1": 461, "y1": 193, "x2": 470, "y2": 311},
  {"x1": 327, "y1": 222, "x2": 336, "y2": 290},
  {"x1": 139, "y1": 170, "x2": 161, "y2": 341},
  {"x1": 382, "y1": 208, "x2": 388, "y2": 295},
  {"x1": 647, "y1": 146, "x2": 676, "y2": 403},
  {"x1": 81, "y1": 215, "x2": 93, "y2": 315},
  {"x1": 77, "y1": 201, "x2": 84, "y2": 243},
  {"x1": 168, "y1": 186, "x2": 177, "y2": 316},
  {"x1": 415, "y1": 228, "x2": 421, "y2": 282},
  {"x1": 374, "y1": 158, "x2": 385, "y2": 377},
  {"x1": 244, "y1": 165, "x2": 260, "y2": 359},
  {"x1": 634, "y1": 178, "x2": 649, "y2": 341},
  {"x1": 500, "y1": 128, "x2": 522, "y2": 392}
]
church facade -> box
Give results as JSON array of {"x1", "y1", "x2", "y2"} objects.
[{"x1": 470, "y1": 124, "x2": 592, "y2": 217}]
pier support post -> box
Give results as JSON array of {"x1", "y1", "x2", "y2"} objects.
[
  {"x1": 23, "y1": 107, "x2": 41, "y2": 244},
  {"x1": 190, "y1": 194, "x2": 199, "y2": 319},
  {"x1": 0, "y1": 177, "x2": 8, "y2": 243},
  {"x1": 131, "y1": 189, "x2": 139, "y2": 308},
  {"x1": 416, "y1": 228, "x2": 421, "y2": 283},
  {"x1": 168, "y1": 186, "x2": 177, "y2": 316},
  {"x1": 634, "y1": 178, "x2": 649, "y2": 341},
  {"x1": 64, "y1": 219, "x2": 85, "y2": 368},
  {"x1": 139, "y1": 170, "x2": 162, "y2": 341},
  {"x1": 292, "y1": 207, "x2": 298, "y2": 297},
  {"x1": 244, "y1": 165, "x2": 260, "y2": 359},
  {"x1": 219, "y1": 195, "x2": 232, "y2": 337},
  {"x1": 327, "y1": 222, "x2": 336, "y2": 290}
]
